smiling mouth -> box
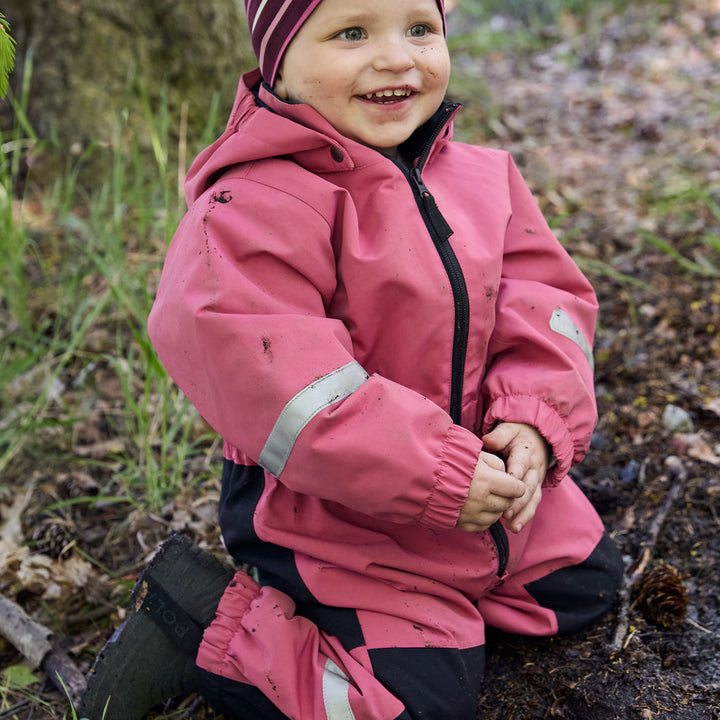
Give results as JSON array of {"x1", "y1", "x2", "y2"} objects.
[{"x1": 362, "y1": 88, "x2": 413, "y2": 103}]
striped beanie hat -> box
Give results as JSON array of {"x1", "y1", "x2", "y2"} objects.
[{"x1": 245, "y1": 0, "x2": 446, "y2": 85}]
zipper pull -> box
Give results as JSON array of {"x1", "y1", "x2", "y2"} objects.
[{"x1": 410, "y1": 169, "x2": 453, "y2": 242}]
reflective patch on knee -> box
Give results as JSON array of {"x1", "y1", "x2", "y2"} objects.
[
  {"x1": 322, "y1": 658, "x2": 355, "y2": 720},
  {"x1": 525, "y1": 533, "x2": 623, "y2": 634}
]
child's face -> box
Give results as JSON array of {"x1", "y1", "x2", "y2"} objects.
[{"x1": 274, "y1": 0, "x2": 450, "y2": 156}]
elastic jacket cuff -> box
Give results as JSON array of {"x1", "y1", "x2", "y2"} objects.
[{"x1": 419, "y1": 424, "x2": 483, "y2": 530}]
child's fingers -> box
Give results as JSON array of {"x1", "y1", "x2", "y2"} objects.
[
  {"x1": 504, "y1": 469, "x2": 543, "y2": 533},
  {"x1": 457, "y1": 514, "x2": 502, "y2": 533},
  {"x1": 464, "y1": 480, "x2": 522, "y2": 516},
  {"x1": 458, "y1": 460, "x2": 526, "y2": 532},
  {"x1": 458, "y1": 487, "x2": 516, "y2": 531},
  {"x1": 504, "y1": 466, "x2": 541, "y2": 515},
  {"x1": 474, "y1": 453, "x2": 524, "y2": 498},
  {"x1": 503, "y1": 435, "x2": 547, "y2": 481},
  {"x1": 477, "y1": 463, "x2": 526, "y2": 501},
  {"x1": 482, "y1": 423, "x2": 549, "y2": 482},
  {"x1": 480, "y1": 424, "x2": 513, "y2": 452},
  {"x1": 458, "y1": 482, "x2": 529, "y2": 532},
  {"x1": 478, "y1": 450, "x2": 505, "y2": 472},
  {"x1": 495, "y1": 472, "x2": 528, "y2": 500},
  {"x1": 505, "y1": 446, "x2": 534, "y2": 482},
  {"x1": 511, "y1": 484, "x2": 542, "y2": 532}
]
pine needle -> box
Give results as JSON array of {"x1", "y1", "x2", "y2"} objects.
[{"x1": 0, "y1": 12, "x2": 17, "y2": 99}]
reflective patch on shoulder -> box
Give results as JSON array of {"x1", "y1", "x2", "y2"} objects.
[
  {"x1": 550, "y1": 309, "x2": 594, "y2": 371},
  {"x1": 258, "y1": 360, "x2": 369, "y2": 478}
]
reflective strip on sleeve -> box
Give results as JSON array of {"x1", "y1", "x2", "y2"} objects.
[
  {"x1": 258, "y1": 360, "x2": 369, "y2": 478},
  {"x1": 322, "y1": 658, "x2": 356, "y2": 720},
  {"x1": 549, "y1": 308, "x2": 595, "y2": 371}
]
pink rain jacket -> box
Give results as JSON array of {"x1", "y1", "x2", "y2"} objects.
[{"x1": 148, "y1": 69, "x2": 598, "y2": 539}]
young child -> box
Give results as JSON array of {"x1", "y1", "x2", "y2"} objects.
[{"x1": 80, "y1": 0, "x2": 623, "y2": 718}]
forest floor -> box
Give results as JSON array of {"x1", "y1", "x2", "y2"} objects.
[
  {"x1": 1, "y1": 1, "x2": 719, "y2": 719},
  {"x1": 454, "y1": 2, "x2": 720, "y2": 718}
]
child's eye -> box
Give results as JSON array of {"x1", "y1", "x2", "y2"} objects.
[
  {"x1": 338, "y1": 27, "x2": 366, "y2": 41},
  {"x1": 408, "y1": 24, "x2": 429, "y2": 37}
]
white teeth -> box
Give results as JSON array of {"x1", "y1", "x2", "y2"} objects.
[{"x1": 364, "y1": 88, "x2": 411, "y2": 100}]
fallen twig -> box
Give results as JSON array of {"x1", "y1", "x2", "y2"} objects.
[
  {"x1": 0, "y1": 701, "x2": 32, "y2": 720},
  {"x1": 609, "y1": 464, "x2": 686, "y2": 654},
  {"x1": 0, "y1": 594, "x2": 87, "y2": 706}
]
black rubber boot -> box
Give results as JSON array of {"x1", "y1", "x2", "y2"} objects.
[{"x1": 78, "y1": 534, "x2": 235, "y2": 720}]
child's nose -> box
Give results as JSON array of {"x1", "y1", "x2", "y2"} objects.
[{"x1": 371, "y1": 37, "x2": 415, "y2": 73}]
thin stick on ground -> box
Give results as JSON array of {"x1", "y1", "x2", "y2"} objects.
[
  {"x1": 0, "y1": 594, "x2": 87, "y2": 705},
  {"x1": 609, "y1": 464, "x2": 686, "y2": 655}
]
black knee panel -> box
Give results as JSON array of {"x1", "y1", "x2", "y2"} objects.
[
  {"x1": 196, "y1": 668, "x2": 291, "y2": 720},
  {"x1": 369, "y1": 644, "x2": 486, "y2": 720},
  {"x1": 525, "y1": 532, "x2": 624, "y2": 634}
]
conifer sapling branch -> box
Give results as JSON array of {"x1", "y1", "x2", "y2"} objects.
[{"x1": 0, "y1": 12, "x2": 17, "y2": 99}]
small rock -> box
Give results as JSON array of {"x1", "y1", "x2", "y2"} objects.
[
  {"x1": 664, "y1": 455, "x2": 688, "y2": 480},
  {"x1": 590, "y1": 430, "x2": 609, "y2": 451},
  {"x1": 621, "y1": 460, "x2": 640, "y2": 483},
  {"x1": 662, "y1": 404, "x2": 694, "y2": 433}
]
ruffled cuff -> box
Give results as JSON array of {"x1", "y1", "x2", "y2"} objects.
[{"x1": 196, "y1": 570, "x2": 262, "y2": 679}]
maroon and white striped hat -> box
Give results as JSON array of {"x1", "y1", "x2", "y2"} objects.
[{"x1": 245, "y1": 0, "x2": 446, "y2": 85}]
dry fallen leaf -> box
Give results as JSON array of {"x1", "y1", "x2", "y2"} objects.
[
  {"x1": 672, "y1": 433, "x2": 720, "y2": 466},
  {"x1": 704, "y1": 397, "x2": 720, "y2": 418},
  {"x1": 1, "y1": 543, "x2": 113, "y2": 609}
]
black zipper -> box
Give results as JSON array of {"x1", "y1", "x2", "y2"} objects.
[
  {"x1": 408, "y1": 167, "x2": 470, "y2": 424},
  {"x1": 400, "y1": 106, "x2": 509, "y2": 578},
  {"x1": 489, "y1": 521, "x2": 509, "y2": 577},
  {"x1": 399, "y1": 106, "x2": 468, "y2": 424}
]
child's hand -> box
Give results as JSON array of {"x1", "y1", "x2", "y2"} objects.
[
  {"x1": 481, "y1": 423, "x2": 550, "y2": 534},
  {"x1": 457, "y1": 451, "x2": 526, "y2": 533}
]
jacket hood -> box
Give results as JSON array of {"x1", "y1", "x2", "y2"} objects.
[{"x1": 184, "y1": 68, "x2": 456, "y2": 204}]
